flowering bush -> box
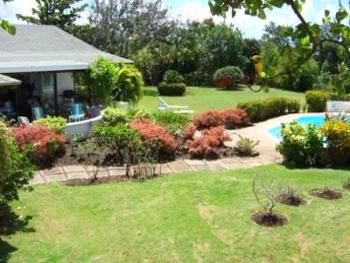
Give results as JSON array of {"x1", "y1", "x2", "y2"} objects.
[
  {"x1": 188, "y1": 126, "x2": 229, "y2": 159},
  {"x1": 193, "y1": 111, "x2": 224, "y2": 130},
  {"x1": 277, "y1": 121, "x2": 323, "y2": 167},
  {"x1": 131, "y1": 119, "x2": 177, "y2": 160},
  {"x1": 321, "y1": 119, "x2": 350, "y2": 164},
  {"x1": 213, "y1": 66, "x2": 243, "y2": 88},
  {"x1": 11, "y1": 125, "x2": 65, "y2": 168},
  {"x1": 221, "y1": 108, "x2": 250, "y2": 129},
  {"x1": 183, "y1": 122, "x2": 197, "y2": 141}
]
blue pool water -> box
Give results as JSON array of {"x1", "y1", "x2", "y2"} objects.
[{"x1": 268, "y1": 114, "x2": 326, "y2": 141}]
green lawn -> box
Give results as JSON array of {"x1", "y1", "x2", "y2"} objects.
[
  {"x1": 139, "y1": 86, "x2": 305, "y2": 113},
  {"x1": 2, "y1": 165, "x2": 350, "y2": 262}
]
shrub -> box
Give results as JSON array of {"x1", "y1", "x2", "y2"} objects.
[
  {"x1": 127, "y1": 107, "x2": 152, "y2": 120},
  {"x1": 277, "y1": 121, "x2": 323, "y2": 167},
  {"x1": 102, "y1": 106, "x2": 129, "y2": 125},
  {"x1": 0, "y1": 121, "x2": 34, "y2": 206},
  {"x1": 183, "y1": 122, "x2": 197, "y2": 141},
  {"x1": 194, "y1": 111, "x2": 224, "y2": 130},
  {"x1": 213, "y1": 66, "x2": 243, "y2": 88},
  {"x1": 33, "y1": 116, "x2": 67, "y2": 133},
  {"x1": 305, "y1": 90, "x2": 330, "y2": 112},
  {"x1": 94, "y1": 123, "x2": 140, "y2": 149},
  {"x1": 163, "y1": 70, "x2": 184, "y2": 84},
  {"x1": 221, "y1": 108, "x2": 250, "y2": 129},
  {"x1": 11, "y1": 125, "x2": 65, "y2": 168},
  {"x1": 157, "y1": 82, "x2": 187, "y2": 96},
  {"x1": 321, "y1": 119, "x2": 350, "y2": 165},
  {"x1": 234, "y1": 135, "x2": 260, "y2": 157},
  {"x1": 152, "y1": 112, "x2": 190, "y2": 136},
  {"x1": 131, "y1": 119, "x2": 177, "y2": 160},
  {"x1": 94, "y1": 123, "x2": 144, "y2": 174},
  {"x1": 188, "y1": 126, "x2": 229, "y2": 159},
  {"x1": 237, "y1": 97, "x2": 301, "y2": 122}
]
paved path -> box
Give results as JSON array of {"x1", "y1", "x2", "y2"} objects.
[{"x1": 30, "y1": 113, "x2": 314, "y2": 185}]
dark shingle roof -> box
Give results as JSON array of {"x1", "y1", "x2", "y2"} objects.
[{"x1": 0, "y1": 25, "x2": 132, "y2": 73}]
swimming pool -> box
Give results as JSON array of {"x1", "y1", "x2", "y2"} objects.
[{"x1": 268, "y1": 114, "x2": 326, "y2": 141}]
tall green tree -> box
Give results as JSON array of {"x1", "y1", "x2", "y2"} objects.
[
  {"x1": 0, "y1": 0, "x2": 15, "y2": 34},
  {"x1": 75, "y1": 0, "x2": 172, "y2": 57},
  {"x1": 16, "y1": 0, "x2": 87, "y2": 30}
]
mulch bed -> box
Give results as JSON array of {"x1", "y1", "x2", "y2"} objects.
[
  {"x1": 276, "y1": 193, "x2": 306, "y2": 207},
  {"x1": 251, "y1": 211, "x2": 288, "y2": 227},
  {"x1": 310, "y1": 188, "x2": 343, "y2": 200}
]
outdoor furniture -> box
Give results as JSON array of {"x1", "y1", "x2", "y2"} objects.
[
  {"x1": 0, "y1": 101, "x2": 17, "y2": 119},
  {"x1": 31, "y1": 106, "x2": 44, "y2": 120},
  {"x1": 18, "y1": 116, "x2": 31, "y2": 126},
  {"x1": 158, "y1": 97, "x2": 194, "y2": 114},
  {"x1": 69, "y1": 103, "x2": 85, "y2": 122},
  {"x1": 327, "y1": 101, "x2": 350, "y2": 113}
]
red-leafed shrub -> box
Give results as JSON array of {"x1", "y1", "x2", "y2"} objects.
[
  {"x1": 188, "y1": 126, "x2": 230, "y2": 159},
  {"x1": 221, "y1": 108, "x2": 250, "y2": 129},
  {"x1": 11, "y1": 125, "x2": 65, "y2": 168},
  {"x1": 193, "y1": 111, "x2": 224, "y2": 130},
  {"x1": 183, "y1": 122, "x2": 197, "y2": 140},
  {"x1": 131, "y1": 119, "x2": 177, "y2": 160}
]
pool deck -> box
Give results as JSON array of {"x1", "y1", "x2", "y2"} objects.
[{"x1": 30, "y1": 113, "x2": 320, "y2": 185}]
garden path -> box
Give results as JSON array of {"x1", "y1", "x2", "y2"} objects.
[{"x1": 30, "y1": 113, "x2": 311, "y2": 185}]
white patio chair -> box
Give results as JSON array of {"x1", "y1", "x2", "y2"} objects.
[
  {"x1": 18, "y1": 116, "x2": 31, "y2": 126},
  {"x1": 158, "y1": 97, "x2": 194, "y2": 115}
]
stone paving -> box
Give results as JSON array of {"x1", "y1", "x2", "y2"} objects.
[{"x1": 30, "y1": 113, "x2": 312, "y2": 185}]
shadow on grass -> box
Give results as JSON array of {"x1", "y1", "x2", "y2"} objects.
[
  {"x1": 215, "y1": 86, "x2": 245, "y2": 92},
  {"x1": 143, "y1": 88, "x2": 159, "y2": 97},
  {"x1": 0, "y1": 205, "x2": 34, "y2": 262}
]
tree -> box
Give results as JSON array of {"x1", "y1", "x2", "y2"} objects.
[
  {"x1": 84, "y1": 57, "x2": 143, "y2": 105},
  {"x1": 16, "y1": 0, "x2": 87, "y2": 30},
  {"x1": 209, "y1": 0, "x2": 350, "y2": 91},
  {"x1": 209, "y1": 0, "x2": 350, "y2": 69},
  {"x1": 78, "y1": 0, "x2": 172, "y2": 58},
  {"x1": 0, "y1": 0, "x2": 15, "y2": 34}
]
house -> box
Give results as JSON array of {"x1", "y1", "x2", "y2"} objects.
[{"x1": 0, "y1": 24, "x2": 131, "y2": 119}]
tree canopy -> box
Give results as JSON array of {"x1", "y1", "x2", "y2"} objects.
[
  {"x1": 16, "y1": 0, "x2": 87, "y2": 30},
  {"x1": 209, "y1": 0, "x2": 350, "y2": 76},
  {"x1": 0, "y1": 0, "x2": 16, "y2": 34}
]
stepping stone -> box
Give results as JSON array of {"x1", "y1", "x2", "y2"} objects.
[
  {"x1": 30, "y1": 172, "x2": 46, "y2": 185},
  {"x1": 204, "y1": 160, "x2": 228, "y2": 170},
  {"x1": 159, "y1": 164, "x2": 173, "y2": 175},
  {"x1": 184, "y1": 159, "x2": 206, "y2": 166},
  {"x1": 66, "y1": 172, "x2": 89, "y2": 180},
  {"x1": 168, "y1": 160, "x2": 192, "y2": 173},
  {"x1": 108, "y1": 167, "x2": 126, "y2": 176},
  {"x1": 42, "y1": 167, "x2": 64, "y2": 176},
  {"x1": 43, "y1": 174, "x2": 67, "y2": 183},
  {"x1": 63, "y1": 165, "x2": 85, "y2": 173}
]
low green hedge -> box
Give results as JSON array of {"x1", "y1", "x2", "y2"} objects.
[
  {"x1": 237, "y1": 97, "x2": 300, "y2": 122},
  {"x1": 305, "y1": 90, "x2": 330, "y2": 112},
  {"x1": 157, "y1": 82, "x2": 186, "y2": 96}
]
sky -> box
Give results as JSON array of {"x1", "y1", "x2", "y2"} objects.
[{"x1": 0, "y1": 0, "x2": 343, "y2": 39}]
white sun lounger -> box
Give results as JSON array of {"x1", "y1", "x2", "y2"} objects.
[
  {"x1": 158, "y1": 97, "x2": 194, "y2": 115},
  {"x1": 327, "y1": 101, "x2": 350, "y2": 112}
]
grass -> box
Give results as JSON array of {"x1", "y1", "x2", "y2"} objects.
[
  {"x1": 2, "y1": 165, "x2": 350, "y2": 262},
  {"x1": 139, "y1": 86, "x2": 305, "y2": 113}
]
